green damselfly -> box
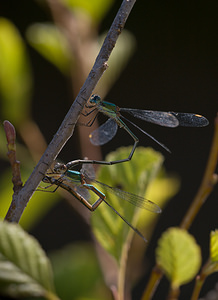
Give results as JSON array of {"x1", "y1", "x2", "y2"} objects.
[
  {"x1": 43, "y1": 161, "x2": 161, "y2": 242},
  {"x1": 82, "y1": 94, "x2": 209, "y2": 165}
]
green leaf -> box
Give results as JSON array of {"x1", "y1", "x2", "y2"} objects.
[
  {"x1": 203, "y1": 230, "x2": 218, "y2": 276},
  {"x1": 0, "y1": 221, "x2": 58, "y2": 299},
  {"x1": 0, "y1": 18, "x2": 32, "y2": 126},
  {"x1": 210, "y1": 230, "x2": 218, "y2": 263},
  {"x1": 91, "y1": 146, "x2": 164, "y2": 262},
  {"x1": 62, "y1": 0, "x2": 114, "y2": 24},
  {"x1": 156, "y1": 227, "x2": 201, "y2": 288},
  {"x1": 26, "y1": 23, "x2": 71, "y2": 74},
  {"x1": 50, "y1": 243, "x2": 111, "y2": 300}
]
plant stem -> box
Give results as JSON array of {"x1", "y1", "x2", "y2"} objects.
[
  {"x1": 141, "y1": 265, "x2": 163, "y2": 300},
  {"x1": 167, "y1": 286, "x2": 180, "y2": 300},
  {"x1": 5, "y1": 0, "x2": 137, "y2": 223},
  {"x1": 180, "y1": 114, "x2": 218, "y2": 229},
  {"x1": 190, "y1": 258, "x2": 214, "y2": 300},
  {"x1": 118, "y1": 231, "x2": 134, "y2": 300},
  {"x1": 190, "y1": 274, "x2": 205, "y2": 300},
  {"x1": 141, "y1": 114, "x2": 218, "y2": 300}
]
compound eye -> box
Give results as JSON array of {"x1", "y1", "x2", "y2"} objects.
[
  {"x1": 54, "y1": 163, "x2": 67, "y2": 173},
  {"x1": 90, "y1": 94, "x2": 101, "y2": 103}
]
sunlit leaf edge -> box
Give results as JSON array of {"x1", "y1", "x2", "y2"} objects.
[{"x1": 156, "y1": 227, "x2": 201, "y2": 288}]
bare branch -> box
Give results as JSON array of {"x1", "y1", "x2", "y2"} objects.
[{"x1": 5, "y1": 0, "x2": 137, "y2": 223}]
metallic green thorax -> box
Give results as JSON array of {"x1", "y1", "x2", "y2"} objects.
[
  {"x1": 90, "y1": 95, "x2": 127, "y2": 129},
  {"x1": 90, "y1": 95, "x2": 120, "y2": 117},
  {"x1": 65, "y1": 170, "x2": 83, "y2": 184}
]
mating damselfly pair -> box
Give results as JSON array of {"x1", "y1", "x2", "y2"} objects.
[{"x1": 42, "y1": 95, "x2": 209, "y2": 241}]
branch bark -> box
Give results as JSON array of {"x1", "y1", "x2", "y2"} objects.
[{"x1": 5, "y1": 0, "x2": 137, "y2": 223}]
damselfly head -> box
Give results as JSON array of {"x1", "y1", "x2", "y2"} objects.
[
  {"x1": 42, "y1": 175, "x2": 53, "y2": 184},
  {"x1": 53, "y1": 162, "x2": 67, "y2": 174},
  {"x1": 90, "y1": 94, "x2": 101, "y2": 104}
]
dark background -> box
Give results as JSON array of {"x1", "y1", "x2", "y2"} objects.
[{"x1": 1, "y1": 1, "x2": 218, "y2": 299}]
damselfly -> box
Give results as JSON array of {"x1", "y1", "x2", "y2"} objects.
[
  {"x1": 43, "y1": 161, "x2": 161, "y2": 242},
  {"x1": 81, "y1": 94, "x2": 209, "y2": 165}
]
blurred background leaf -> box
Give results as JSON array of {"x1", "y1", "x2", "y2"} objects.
[
  {"x1": 0, "y1": 18, "x2": 32, "y2": 126},
  {"x1": 26, "y1": 24, "x2": 136, "y2": 98},
  {"x1": 92, "y1": 146, "x2": 178, "y2": 262},
  {"x1": 90, "y1": 146, "x2": 179, "y2": 297},
  {"x1": 26, "y1": 23, "x2": 71, "y2": 75},
  {"x1": 202, "y1": 229, "x2": 218, "y2": 276},
  {"x1": 210, "y1": 229, "x2": 218, "y2": 263},
  {"x1": 62, "y1": 0, "x2": 115, "y2": 25},
  {"x1": 96, "y1": 30, "x2": 136, "y2": 97},
  {"x1": 156, "y1": 227, "x2": 202, "y2": 288},
  {"x1": 0, "y1": 17, "x2": 57, "y2": 230},
  {"x1": 49, "y1": 242, "x2": 111, "y2": 300}
]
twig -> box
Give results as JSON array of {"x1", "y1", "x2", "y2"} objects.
[
  {"x1": 5, "y1": 0, "x2": 136, "y2": 223},
  {"x1": 4, "y1": 121, "x2": 23, "y2": 222},
  {"x1": 190, "y1": 272, "x2": 206, "y2": 300},
  {"x1": 167, "y1": 286, "x2": 180, "y2": 300},
  {"x1": 141, "y1": 265, "x2": 162, "y2": 300},
  {"x1": 3, "y1": 121, "x2": 23, "y2": 194},
  {"x1": 180, "y1": 113, "x2": 218, "y2": 229}
]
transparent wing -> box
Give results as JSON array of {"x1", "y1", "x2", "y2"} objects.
[
  {"x1": 121, "y1": 108, "x2": 209, "y2": 128},
  {"x1": 169, "y1": 112, "x2": 209, "y2": 127},
  {"x1": 89, "y1": 179, "x2": 161, "y2": 214},
  {"x1": 81, "y1": 164, "x2": 96, "y2": 181},
  {"x1": 61, "y1": 175, "x2": 93, "y2": 200},
  {"x1": 120, "y1": 108, "x2": 179, "y2": 127},
  {"x1": 89, "y1": 118, "x2": 118, "y2": 145},
  {"x1": 73, "y1": 183, "x2": 91, "y2": 200},
  {"x1": 121, "y1": 115, "x2": 170, "y2": 152},
  {"x1": 45, "y1": 166, "x2": 161, "y2": 213},
  {"x1": 80, "y1": 165, "x2": 161, "y2": 213}
]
